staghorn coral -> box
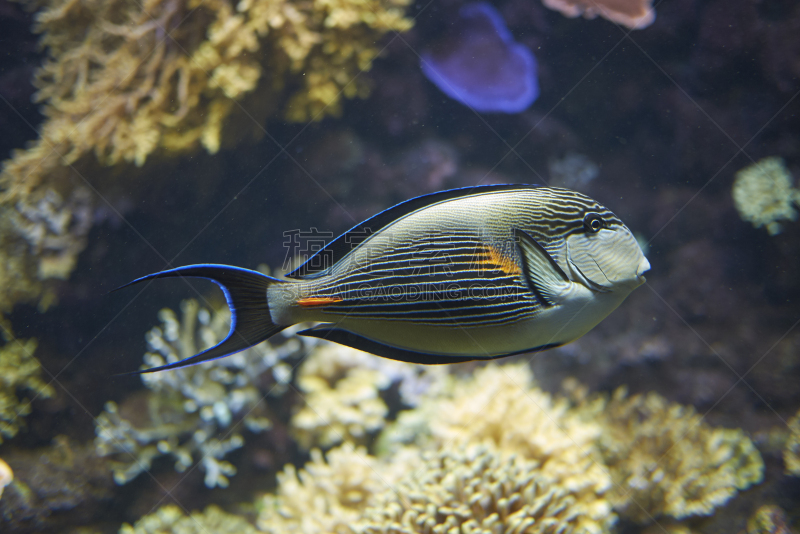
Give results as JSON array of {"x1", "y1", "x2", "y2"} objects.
[
  {"x1": 784, "y1": 407, "x2": 800, "y2": 476},
  {"x1": 95, "y1": 299, "x2": 306, "y2": 488},
  {"x1": 0, "y1": 334, "x2": 55, "y2": 443},
  {"x1": 291, "y1": 342, "x2": 446, "y2": 449},
  {"x1": 732, "y1": 157, "x2": 799, "y2": 235},
  {"x1": 589, "y1": 387, "x2": 764, "y2": 523},
  {"x1": 540, "y1": 0, "x2": 655, "y2": 29},
  {"x1": 120, "y1": 504, "x2": 258, "y2": 534}
]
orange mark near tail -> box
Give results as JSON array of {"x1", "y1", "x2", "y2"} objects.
[
  {"x1": 297, "y1": 296, "x2": 343, "y2": 307},
  {"x1": 477, "y1": 245, "x2": 521, "y2": 275}
]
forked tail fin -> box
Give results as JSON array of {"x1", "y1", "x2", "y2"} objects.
[{"x1": 115, "y1": 264, "x2": 286, "y2": 373}]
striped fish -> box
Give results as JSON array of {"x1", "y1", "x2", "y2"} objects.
[{"x1": 119, "y1": 184, "x2": 649, "y2": 372}]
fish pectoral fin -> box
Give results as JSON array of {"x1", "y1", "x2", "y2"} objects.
[
  {"x1": 514, "y1": 229, "x2": 570, "y2": 306},
  {"x1": 296, "y1": 325, "x2": 479, "y2": 365}
]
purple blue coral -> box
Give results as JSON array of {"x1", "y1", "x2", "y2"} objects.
[{"x1": 420, "y1": 2, "x2": 539, "y2": 113}]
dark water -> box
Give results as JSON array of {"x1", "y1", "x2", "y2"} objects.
[{"x1": 1, "y1": 0, "x2": 799, "y2": 532}]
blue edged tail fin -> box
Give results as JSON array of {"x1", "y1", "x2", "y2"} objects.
[{"x1": 115, "y1": 264, "x2": 286, "y2": 373}]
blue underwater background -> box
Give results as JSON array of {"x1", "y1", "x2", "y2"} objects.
[{"x1": 0, "y1": 0, "x2": 799, "y2": 532}]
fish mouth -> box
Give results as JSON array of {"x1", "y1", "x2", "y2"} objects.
[{"x1": 635, "y1": 257, "x2": 651, "y2": 283}]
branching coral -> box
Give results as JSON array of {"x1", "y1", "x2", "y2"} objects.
[
  {"x1": 784, "y1": 407, "x2": 800, "y2": 476},
  {"x1": 589, "y1": 387, "x2": 764, "y2": 522},
  {"x1": 291, "y1": 342, "x2": 446, "y2": 449},
  {"x1": 95, "y1": 299, "x2": 306, "y2": 488},
  {"x1": 0, "y1": 335, "x2": 54, "y2": 443},
  {"x1": 7, "y1": 0, "x2": 413, "y2": 190},
  {"x1": 120, "y1": 504, "x2": 258, "y2": 534},
  {"x1": 540, "y1": 0, "x2": 656, "y2": 29},
  {"x1": 732, "y1": 157, "x2": 799, "y2": 235},
  {"x1": 0, "y1": 0, "x2": 413, "y2": 317}
]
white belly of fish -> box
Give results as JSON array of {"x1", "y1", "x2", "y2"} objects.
[{"x1": 326, "y1": 281, "x2": 633, "y2": 359}]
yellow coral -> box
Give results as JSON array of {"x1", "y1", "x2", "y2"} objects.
[
  {"x1": 747, "y1": 505, "x2": 795, "y2": 534},
  {"x1": 257, "y1": 441, "x2": 614, "y2": 534},
  {"x1": 784, "y1": 408, "x2": 800, "y2": 476},
  {"x1": 359, "y1": 444, "x2": 614, "y2": 534},
  {"x1": 383, "y1": 362, "x2": 612, "y2": 501},
  {"x1": 0, "y1": 0, "x2": 413, "y2": 317},
  {"x1": 0, "y1": 335, "x2": 55, "y2": 443},
  {"x1": 291, "y1": 344, "x2": 391, "y2": 449},
  {"x1": 732, "y1": 157, "x2": 798, "y2": 235},
  {"x1": 384, "y1": 363, "x2": 764, "y2": 523},
  {"x1": 590, "y1": 387, "x2": 764, "y2": 522},
  {"x1": 257, "y1": 442, "x2": 402, "y2": 533},
  {"x1": 9, "y1": 0, "x2": 412, "y2": 182},
  {"x1": 120, "y1": 504, "x2": 258, "y2": 534}
]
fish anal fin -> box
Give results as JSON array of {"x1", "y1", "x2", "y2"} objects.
[
  {"x1": 297, "y1": 325, "x2": 478, "y2": 365},
  {"x1": 297, "y1": 325, "x2": 564, "y2": 364},
  {"x1": 514, "y1": 229, "x2": 570, "y2": 307}
]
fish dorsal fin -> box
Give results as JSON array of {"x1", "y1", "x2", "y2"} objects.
[
  {"x1": 286, "y1": 183, "x2": 540, "y2": 279},
  {"x1": 515, "y1": 229, "x2": 570, "y2": 307}
]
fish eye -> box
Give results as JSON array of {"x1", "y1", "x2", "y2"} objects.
[{"x1": 583, "y1": 213, "x2": 604, "y2": 233}]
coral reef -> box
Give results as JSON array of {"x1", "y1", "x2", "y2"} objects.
[
  {"x1": 589, "y1": 387, "x2": 764, "y2": 522},
  {"x1": 291, "y1": 342, "x2": 446, "y2": 449},
  {"x1": 257, "y1": 440, "x2": 613, "y2": 534},
  {"x1": 0, "y1": 334, "x2": 54, "y2": 443},
  {"x1": 358, "y1": 443, "x2": 613, "y2": 534},
  {"x1": 747, "y1": 505, "x2": 797, "y2": 534},
  {"x1": 382, "y1": 363, "x2": 763, "y2": 523},
  {"x1": 380, "y1": 362, "x2": 612, "y2": 502},
  {"x1": 12, "y1": 0, "x2": 414, "y2": 175},
  {"x1": 0, "y1": 0, "x2": 414, "y2": 320},
  {"x1": 95, "y1": 299, "x2": 306, "y2": 488},
  {"x1": 257, "y1": 442, "x2": 400, "y2": 533},
  {"x1": 120, "y1": 504, "x2": 258, "y2": 534},
  {"x1": 540, "y1": 0, "x2": 655, "y2": 29},
  {"x1": 0, "y1": 436, "x2": 114, "y2": 532},
  {"x1": 784, "y1": 408, "x2": 800, "y2": 476},
  {"x1": 0, "y1": 457, "x2": 11, "y2": 499},
  {"x1": 732, "y1": 157, "x2": 799, "y2": 235}
]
